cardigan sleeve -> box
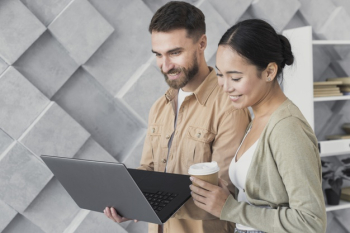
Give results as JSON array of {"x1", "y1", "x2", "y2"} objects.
[{"x1": 220, "y1": 116, "x2": 326, "y2": 233}]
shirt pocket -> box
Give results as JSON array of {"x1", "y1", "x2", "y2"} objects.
[
  {"x1": 148, "y1": 124, "x2": 162, "y2": 166},
  {"x1": 185, "y1": 126, "x2": 216, "y2": 168}
]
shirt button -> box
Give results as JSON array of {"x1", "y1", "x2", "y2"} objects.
[
  {"x1": 162, "y1": 159, "x2": 167, "y2": 163},
  {"x1": 166, "y1": 135, "x2": 170, "y2": 139},
  {"x1": 152, "y1": 128, "x2": 155, "y2": 133},
  {"x1": 197, "y1": 133, "x2": 201, "y2": 138},
  {"x1": 243, "y1": 189, "x2": 245, "y2": 192}
]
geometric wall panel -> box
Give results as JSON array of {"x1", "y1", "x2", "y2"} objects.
[
  {"x1": 250, "y1": 0, "x2": 301, "y2": 32},
  {"x1": 141, "y1": 0, "x2": 200, "y2": 13},
  {"x1": 20, "y1": 102, "x2": 90, "y2": 158},
  {"x1": 73, "y1": 211, "x2": 128, "y2": 233},
  {"x1": 313, "y1": 46, "x2": 332, "y2": 80},
  {"x1": 48, "y1": 0, "x2": 114, "y2": 65},
  {"x1": 0, "y1": 129, "x2": 13, "y2": 155},
  {"x1": 199, "y1": 1, "x2": 230, "y2": 60},
  {"x1": 2, "y1": 215, "x2": 45, "y2": 233},
  {"x1": 333, "y1": 0, "x2": 350, "y2": 15},
  {"x1": 0, "y1": 0, "x2": 45, "y2": 64},
  {"x1": 84, "y1": 0, "x2": 153, "y2": 95},
  {"x1": 0, "y1": 57, "x2": 8, "y2": 76},
  {"x1": 317, "y1": 7, "x2": 350, "y2": 40},
  {"x1": 20, "y1": 0, "x2": 72, "y2": 26},
  {"x1": 0, "y1": 143, "x2": 52, "y2": 212},
  {"x1": 22, "y1": 178, "x2": 80, "y2": 233},
  {"x1": 53, "y1": 68, "x2": 147, "y2": 162},
  {"x1": 0, "y1": 200, "x2": 17, "y2": 232},
  {"x1": 122, "y1": 135, "x2": 145, "y2": 169},
  {"x1": 299, "y1": 0, "x2": 337, "y2": 32},
  {"x1": 14, "y1": 31, "x2": 79, "y2": 99},
  {"x1": 0, "y1": 67, "x2": 50, "y2": 139},
  {"x1": 74, "y1": 137, "x2": 117, "y2": 163},
  {"x1": 207, "y1": 0, "x2": 252, "y2": 26},
  {"x1": 122, "y1": 64, "x2": 168, "y2": 121}
]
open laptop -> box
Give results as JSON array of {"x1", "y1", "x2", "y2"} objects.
[{"x1": 41, "y1": 155, "x2": 192, "y2": 224}]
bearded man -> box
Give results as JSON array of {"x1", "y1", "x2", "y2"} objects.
[{"x1": 105, "y1": 2, "x2": 250, "y2": 233}]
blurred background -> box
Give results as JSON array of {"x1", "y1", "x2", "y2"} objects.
[{"x1": 0, "y1": 0, "x2": 350, "y2": 232}]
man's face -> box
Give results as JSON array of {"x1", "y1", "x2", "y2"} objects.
[{"x1": 151, "y1": 29, "x2": 199, "y2": 89}]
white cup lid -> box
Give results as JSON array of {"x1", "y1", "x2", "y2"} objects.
[{"x1": 188, "y1": 161, "x2": 220, "y2": 175}]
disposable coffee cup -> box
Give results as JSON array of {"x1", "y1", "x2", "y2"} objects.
[{"x1": 188, "y1": 161, "x2": 220, "y2": 186}]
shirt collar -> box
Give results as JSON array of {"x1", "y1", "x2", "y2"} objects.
[{"x1": 164, "y1": 66, "x2": 217, "y2": 106}]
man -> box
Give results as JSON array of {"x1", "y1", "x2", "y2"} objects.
[{"x1": 105, "y1": 1, "x2": 250, "y2": 233}]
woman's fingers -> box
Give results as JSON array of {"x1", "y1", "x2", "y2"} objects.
[
  {"x1": 191, "y1": 189, "x2": 207, "y2": 204},
  {"x1": 189, "y1": 184, "x2": 210, "y2": 197},
  {"x1": 190, "y1": 176, "x2": 216, "y2": 191}
]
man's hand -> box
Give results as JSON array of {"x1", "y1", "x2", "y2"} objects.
[
  {"x1": 189, "y1": 177, "x2": 230, "y2": 218},
  {"x1": 104, "y1": 207, "x2": 138, "y2": 223}
]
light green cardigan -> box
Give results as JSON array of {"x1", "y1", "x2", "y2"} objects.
[{"x1": 220, "y1": 99, "x2": 326, "y2": 233}]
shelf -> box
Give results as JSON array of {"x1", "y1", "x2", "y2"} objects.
[
  {"x1": 326, "y1": 200, "x2": 350, "y2": 212},
  {"x1": 319, "y1": 139, "x2": 350, "y2": 157},
  {"x1": 320, "y1": 151, "x2": 350, "y2": 157},
  {"x1": 313, "y1": 40, "x2": 350, "y2": 45},
  {"x1": 314, "y1": 95, "x2": 350, "y2": 102}
]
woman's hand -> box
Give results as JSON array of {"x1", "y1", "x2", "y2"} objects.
[
  {"x1": 189, "y1": 177, "x2": 230, "y2": 218},
  {"x1": 104, "y1": 207, "x2": 138, "y2": 223}
]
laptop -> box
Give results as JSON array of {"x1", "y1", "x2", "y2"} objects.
[{"x1": 40, "y1": 155, "x2": 192, "y2": 224}]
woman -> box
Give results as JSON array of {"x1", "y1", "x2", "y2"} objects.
[{"x1": 189, "y1": 19, "x2": 327, "y2": 233}]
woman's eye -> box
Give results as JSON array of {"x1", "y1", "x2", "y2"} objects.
[
  {"x1": 231, "y1": 77, "x2": 241, "y2": 81},
  {"x1": 216, "y1": 73, "x2": 223, "y2": 77}
]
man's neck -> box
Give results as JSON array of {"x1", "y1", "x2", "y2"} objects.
[{"x1": 182, "y1": 64, "x2": 210, "y2": 92}]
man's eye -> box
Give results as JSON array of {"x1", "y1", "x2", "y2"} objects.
[
  {"x1": 155, "y1": 53, "x2": 161, "y2": 57},
  {"x1": 172, "y1": 51, "x2": 180, "y2": 55}
]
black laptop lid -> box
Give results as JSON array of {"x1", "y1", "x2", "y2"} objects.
[{"x1": 41, "y1": 155, "x2": 161, "y2": 224}]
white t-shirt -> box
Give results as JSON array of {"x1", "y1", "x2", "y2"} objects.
[
  {"x1": 229, "y1": 125, "x2": 261, "y2": 231},
  {"x1": 165, "y1": 88, "x2": 193, "y2": 171}
]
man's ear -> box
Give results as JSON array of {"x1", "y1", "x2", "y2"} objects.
[{"x1": 198, "y1": 34, "x2": 207, "y2": 52}]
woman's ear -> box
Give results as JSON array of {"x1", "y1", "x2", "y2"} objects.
[{"x1": 265, "y1": 62, "x2": 278, "y2": 82}]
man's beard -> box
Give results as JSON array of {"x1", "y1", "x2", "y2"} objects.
[{"x1": 162, "y1": 53, "x2": 199, "y2": 89}]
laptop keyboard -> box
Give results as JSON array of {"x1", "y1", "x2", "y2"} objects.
[{"x1": 143, "y1": 191, "x2": 178, "y2": 212}]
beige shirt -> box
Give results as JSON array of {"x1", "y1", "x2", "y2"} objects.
[
  {"x1": 220, "y1": 99, "x2": 327, "y2": 233},
  {"x1": 139, "y1": 67, "x2": 250, "y2": 233}
]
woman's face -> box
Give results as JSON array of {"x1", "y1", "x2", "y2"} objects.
[{"x1": 216, "y1": 45, "x2": 271, "y2": 110}]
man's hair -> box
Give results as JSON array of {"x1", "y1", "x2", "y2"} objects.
[{"x1": 149, "y1": 1, "x2": 206, "y2": 42}]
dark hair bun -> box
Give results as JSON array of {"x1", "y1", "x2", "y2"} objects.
[{"x1": 278, "y1": 34, "x2": 294, "y2": 67}]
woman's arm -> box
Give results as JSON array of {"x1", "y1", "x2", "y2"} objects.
[{"x1": 191, "y1": 117, "x2": 327, "y2": 233}]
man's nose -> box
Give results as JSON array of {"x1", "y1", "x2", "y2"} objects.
[{"x1": 161, "y1": 57, "x2": 174, "y2": 74}]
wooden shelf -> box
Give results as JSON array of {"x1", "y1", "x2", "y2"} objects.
[
  {"x1": 314, "y1": 95, "x2": 350, "y2": 102},
  {"x1": 326, "y1": 200, "x2": 350, "y2": 212},
  {"x1": 313, "y1": 40, "x2": 350, "y2": 45}
]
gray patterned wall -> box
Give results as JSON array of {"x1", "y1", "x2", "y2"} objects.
[{"x1": 0, "y1": 0, "x2": 350, "y2": 232}]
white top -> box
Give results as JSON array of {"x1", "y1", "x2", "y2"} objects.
[
  {"x1": 229, "y1": 126, "x2": 260, "y2": 231},
  {"x1": 166, "y1": 88, "x2": 193, "y2": 172},
  {"x1": 177, "y1": 88, "x2": 193, "y2": 115}
]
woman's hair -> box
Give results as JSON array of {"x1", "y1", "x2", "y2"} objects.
[{"x1": 219, "y1": 19, "x2": 294, "y2": 80}]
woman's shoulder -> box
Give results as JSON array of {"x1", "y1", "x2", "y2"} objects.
[{"x1": 265, "y1": 99, "x2": 314, "y2": 136}]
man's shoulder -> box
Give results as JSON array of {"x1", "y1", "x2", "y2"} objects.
[{"x1": 149, "y1": 94, "x2": 168, "y2": 113}]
